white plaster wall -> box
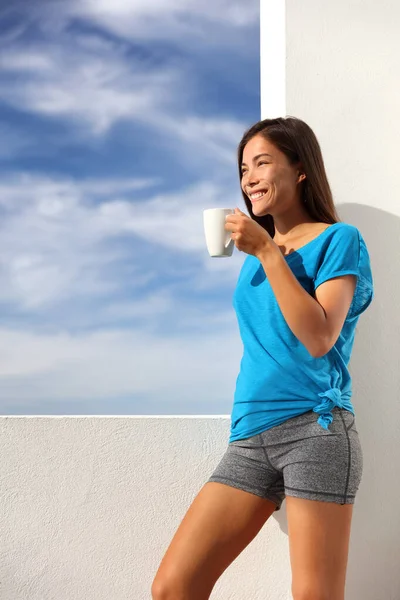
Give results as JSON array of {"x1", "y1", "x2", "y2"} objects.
[
  {"x1": 284, "y1": 1, "x2": 400, "y2": 597},
  {"x1": 0, "y1": 417, "x2": 292, "y2": 599},
  {"x1": 1, "y1": 1, "x2": 399, "y2": 599}
]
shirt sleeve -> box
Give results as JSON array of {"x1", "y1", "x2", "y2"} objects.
[{"x1": 313, "y1": 225, "x2": 374, "y2": 321}]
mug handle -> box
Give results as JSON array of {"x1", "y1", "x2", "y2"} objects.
[
  {"x1": 225, "y1": 236, "x2": 234, "y2": 250},
  {"x1": 225, "y1": 210, "x2": 234, "y2": 249}
]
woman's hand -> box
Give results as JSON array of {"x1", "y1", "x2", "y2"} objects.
[{"x1": 225, "y1": 207, "x2": 276, "y2": 258}]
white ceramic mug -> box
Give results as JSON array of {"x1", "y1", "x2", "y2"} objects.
[{"x1": 203, "y1": 208, "x2": 235, "y2": 257}]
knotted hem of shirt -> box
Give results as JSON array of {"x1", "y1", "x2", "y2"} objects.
[{"x1": 312, "y1": 387, "x2": 349, "y2": 430}]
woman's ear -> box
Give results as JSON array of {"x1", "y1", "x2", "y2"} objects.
[
  {"x1": 297, "y1": 172, "x2": 306, "y2": 183},
  {"x1": 296, "y1": 162, "x2": 306, "y2": 183}
]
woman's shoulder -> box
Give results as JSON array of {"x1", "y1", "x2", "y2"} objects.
[{"x1": 325, "y1": 221, "x2": 363, "y2": 241}]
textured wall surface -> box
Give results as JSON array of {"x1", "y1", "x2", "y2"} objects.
[
  {"x1": 283, "y1": 0, "x2": 400, "y2": 598},
  {"x1": 0, "y1": 417, "x2": 292, "y2": 599}
]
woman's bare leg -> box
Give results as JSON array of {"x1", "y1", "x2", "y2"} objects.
[
  {"x1": 151, "y1": 481, "x2": 278, "y2": 600},
  {"x1": 286, "y1": 496, "x2": 354, "y2": 600}
]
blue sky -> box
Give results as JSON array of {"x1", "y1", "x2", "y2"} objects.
[{"x1": 0, "y1": 0, "x2": 260, "y2": 415}]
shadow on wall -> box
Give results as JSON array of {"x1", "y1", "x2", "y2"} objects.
[{"x1": 274, "y1": 203, "x2": 400, "y2": 599}]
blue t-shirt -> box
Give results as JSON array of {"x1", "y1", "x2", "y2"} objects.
[{"x1": 229, "y1": 222, "x2": 374, "y2": 443}]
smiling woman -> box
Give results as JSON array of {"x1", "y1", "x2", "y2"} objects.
[
  {"x1": 237, "y1": 116, "x2": 338, "y2": 241},
  {"x1": 152, "y1": 116, "x2": 374, "y2": 600},
  {"x1": 240, "y1": 138, "x2": 308, "y2": 227}
]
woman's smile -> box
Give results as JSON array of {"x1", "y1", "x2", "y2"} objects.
[{"x1": 249, "y1": 190, "x2": 269, "y2": 203}]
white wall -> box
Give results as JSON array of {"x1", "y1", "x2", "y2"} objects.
[
  {"x1": 1, "y1": 1, "x2": 399, "y2": 599},
  {"x1": 285, "y1": 2, "x2": 400, "y2": 596},
  {"x1": 0, "y1": 417, "x2": 292, "y2": 599}
]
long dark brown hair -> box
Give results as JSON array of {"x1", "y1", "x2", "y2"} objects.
[{"x1": 238, "y1": 116, "x2": 341, "y2": 238}]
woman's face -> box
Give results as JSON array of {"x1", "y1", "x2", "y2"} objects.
[{"x1": 240, "y1": 133, "x2": 304, "y2": 218}]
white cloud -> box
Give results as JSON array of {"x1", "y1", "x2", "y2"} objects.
[
  {"x1": 0, "y1": 51, "x2": 54, "y2": 72},
  {"x1": 97, "y1": 180, "x2": 236, "y2": 250},
  {"x1": 157, "y1": 115, "x2": 247, "y2": 167},
  {"x1": 0, "y1": 174, "x2": 155, "y2": 308},
  {"x1": 49, "y1": 0, "x2": 259, "y2": 49},
  {"x1": 0, "y1": 174, "x2": 244, "y2": 311},
  {"x1": 0, "y1": 43, "x2": 180, "y2": 135},
  {"x1": 0, "y1": 0, "x2": 255, "y2": 149},
  {"x1": 0, "y1": 41, "x2": 249, "y2": 166},
  {"x1": 0, "y1": 174, "x2": 159, "y2": 210},
  {"x1": 0, "y1": 324, "x2": 242, "y2": 413}
]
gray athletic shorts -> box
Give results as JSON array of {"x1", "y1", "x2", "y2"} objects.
[{"x1": 208, "y1": 407, "x2": 363, "y2": 511}]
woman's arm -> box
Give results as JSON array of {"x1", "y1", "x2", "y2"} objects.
[
  {"x1": 224, "y1": 209, "x2": 356, "y2": 357},
  {"x1": 256, "y1": 245, "x2": 356, "y2": 358}
]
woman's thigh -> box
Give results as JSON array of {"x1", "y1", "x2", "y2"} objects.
[
  {"x1": 265, "y1": 407, "x2": 362, "y2": 599},
  {"x1": 152, "y1": 481, "x2": 277, "y2": 600},
  {"x1": 286, "y1": 497, "x2": 353, "y2": 600}
]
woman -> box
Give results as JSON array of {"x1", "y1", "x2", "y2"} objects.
[{"x1": 151, "y1": 116, "x2": 374, "y2": 600}]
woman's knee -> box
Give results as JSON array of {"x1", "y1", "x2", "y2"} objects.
[
  {"x1": 292, "y1": 583, "x2": 330, "y2": 600},
  {"x1": 151, "y1": 571, "x2": 197, "y2": 600},
  {"x1": 151, "y1": 573, "x2": 180, "y2": 600},
  {"x1": 151, "y1": 570, "x2": 213, "y2": 600}
]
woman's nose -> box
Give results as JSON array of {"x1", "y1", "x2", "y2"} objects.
[{"x1": 247, "y1": 170, "x2": 260, "y2": 185}]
